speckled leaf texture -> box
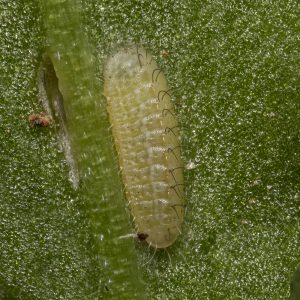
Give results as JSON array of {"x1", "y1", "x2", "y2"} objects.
[{"x1": 0, "y1": 0, "x2": 299, "y2": 299}]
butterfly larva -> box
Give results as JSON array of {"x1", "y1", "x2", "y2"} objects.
[{"x1": 103, "y1": 46, "x2": 184, "y2": 248}]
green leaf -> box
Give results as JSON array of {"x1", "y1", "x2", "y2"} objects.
[
  {"x1": 0, "y1": 0, "x2": 299, "y2": 299},
  {"x1": 290, "y1": 265, "x2": 300, "y2": 300}
]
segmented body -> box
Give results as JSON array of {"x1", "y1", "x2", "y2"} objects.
[{"x1": 104, "y1": 46, "x2": 184, "y2": 248}]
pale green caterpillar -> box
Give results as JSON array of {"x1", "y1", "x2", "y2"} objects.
[{"x1": 104, "y1": 46, "x2": 185, "y2": 248}]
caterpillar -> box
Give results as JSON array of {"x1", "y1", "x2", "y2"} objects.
[{"x1": 103, "y1": 46, "x2": 184, "y2": 249}]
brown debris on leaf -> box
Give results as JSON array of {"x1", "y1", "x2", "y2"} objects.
[
  {"x1": 160, "y1": 49, "x2": 169, "y2": 58},
  {"x1": 28, "y1": 112, "x2": 52, "y2": 127}
]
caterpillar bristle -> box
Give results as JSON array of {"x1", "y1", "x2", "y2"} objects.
[
  {"x1": 151, "y1": 68, "x2": 162, "y2": 82},
  {"x1": 162, "y1": 108, "x2": 175, "y2": 117}
]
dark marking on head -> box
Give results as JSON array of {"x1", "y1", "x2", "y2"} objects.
[{"x1": 137, "y1": 232, "x2": 149, "y2": 241}]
